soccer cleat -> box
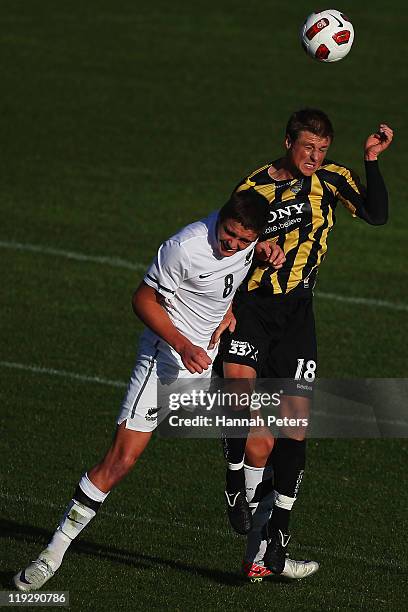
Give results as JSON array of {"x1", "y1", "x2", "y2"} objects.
[
  {"x1": 242, "y1": 558, "x2": 319, "y2": 582},
  {"x1": 224, "y1": 490, "x2": 253, "y2": 535},
  {"x1": 242, "y1": 561, "x2": 273, "y2": 583},
  {"x1": 263, "y1": 528, "x2": 291, "y2": 574},
  {"x1": 281, "y1": 557, "x2": 319, "y2": 580},
  {"x1": 13, "y1": 551, "x2": 57, "y2": 592}
]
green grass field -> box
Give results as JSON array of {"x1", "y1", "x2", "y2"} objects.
[{"x1": 1, "y1": 1, "x2": 407, "y2": 610}]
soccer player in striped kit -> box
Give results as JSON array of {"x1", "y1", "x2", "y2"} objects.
[{"x1": 218, "y1": 109, "x2": 393, "y2": 581}]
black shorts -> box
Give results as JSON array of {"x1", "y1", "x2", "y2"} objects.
[{"x1": 217, "y1": 290, "x2": 317, "y2": 398}]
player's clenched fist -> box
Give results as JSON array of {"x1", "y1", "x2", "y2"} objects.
[
  {"x1": 179, "y1": 342, "x2": 212, "y2": 374},
  {"x1": 364, "y1": 123, "x2": 394, "y2": 161}
]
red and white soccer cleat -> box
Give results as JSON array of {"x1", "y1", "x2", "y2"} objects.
[{"x1": 242, "y1": 561, "x2": 273, "y2": 583}]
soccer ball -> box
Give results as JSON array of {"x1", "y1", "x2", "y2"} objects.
[{"x1": 300, "y1": 9, "x2": 354, "y2": 62}]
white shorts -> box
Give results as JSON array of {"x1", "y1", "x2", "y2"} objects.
[{"x1": 117, "y1": 333, "x2": 215, "y2": 432}]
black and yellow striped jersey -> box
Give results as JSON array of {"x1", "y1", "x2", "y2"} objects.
[{"x1": 236, "y1": 159, "x2": 376, "y2": 295}]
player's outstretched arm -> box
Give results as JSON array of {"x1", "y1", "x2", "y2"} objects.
[
  {"x1": 364, "y1": 123, "x2": 394, "y2": 160},
  {"x1": 357, "y1": 123, "x2": 394, "y2": 225},
  {"x1": 132, "y1": 282, "x2": 212, "y2": 374}
]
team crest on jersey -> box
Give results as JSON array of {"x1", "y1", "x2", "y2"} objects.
[
  {"x1": 290, "y1": 179, "x2": 304, "y2": 194},
  {"x1": 228, "y1": 340, "x2": 258, "y2": 361}
]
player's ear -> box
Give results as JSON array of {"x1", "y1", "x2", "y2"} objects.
[{"x1": 285, "y1": 135, "x2": 292, "y2": 150}]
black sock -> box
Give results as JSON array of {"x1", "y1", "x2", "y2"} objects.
[
  {"x1": 221, "y1": 435, "x2": 247, "y2": 465},
  {"x1": 271, "y1": 437, "x2": 306, "y2": 497},
  {"x1": 269, "y1": 506, "x2": 290, "y2": 534},
  {"x1": 225, "y1": 466, "x2": 245, "y2": 492},
  {"x1": 268, "y1": 437, "x2": 306, "y2": 534}
]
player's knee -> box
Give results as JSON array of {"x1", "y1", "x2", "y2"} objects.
[
  {"x1": 115, "y1": 450, "x2": 140, "y2": 474},
  {"x1": 282, "y1": 429, "x2": 307, "y2": 442},
  {"x1": 245, "y1": 435, "x2": 274, "y2": 467},
  {"x1": 102, "y1": 449, "x2": 140, "y2": 482},
  {"x1": 280, "y1": 396, "x2": 310, "y2": 441}
]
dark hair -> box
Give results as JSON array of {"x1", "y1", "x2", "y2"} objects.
[
  {"x1": 219, "y1": 187, "x2": 270, "y2": 235},
  {"x1": 286, "y1": 108, "x2": 334, "y2": 142}
]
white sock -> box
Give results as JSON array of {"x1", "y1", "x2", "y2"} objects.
[
  {"x1": 227, "y1": 459, "x2": 245, "y2": 471},
  {"x1": 245, "y1": 464, "x2": 266, "y2": 506},
  {"x1": 243, "y1": 464, "x2": 275, "y2": 565},
  {"x1": 45, "y1": 473, "x2": 109, "y2": 569},
  {"x1": 77, "y1": 473, "x2": 109, "y2": 503}
]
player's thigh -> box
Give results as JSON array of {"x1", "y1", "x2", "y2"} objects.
[
  {"x1": 279, "y1": 395, "x2": 310, "y2": 440},
  {"x1": 261, "y1": 297, "x2": 316, "y2": 440},
  {"x1": 264, "y1": 297, "x2": 317, "y2": 398},
  {"x1": 118, "y1": 339, "x2": 215, "y2": 433},
  {"x1": 117, "y1": 340, "x2": 176, "y2": 433}
]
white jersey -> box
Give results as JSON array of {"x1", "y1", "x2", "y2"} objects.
[{"x1": 143, "y1": 210, "x2": 255, "y2": 365}]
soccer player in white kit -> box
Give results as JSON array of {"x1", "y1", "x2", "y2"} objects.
[{"x1": 13, "y1": 188, "x2": 283, "y2": 591}]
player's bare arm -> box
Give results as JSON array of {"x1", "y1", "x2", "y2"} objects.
[
  {"x1": 208, "y1": 304, "x2": 236, "y2": 350},
  {"x1": 132, "y1": 281, "x2": 212, "y2": 374}
]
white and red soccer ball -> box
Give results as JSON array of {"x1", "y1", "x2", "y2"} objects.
[{"x1": 300, "y1": 9, "x2": 354, "y2": 62}]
